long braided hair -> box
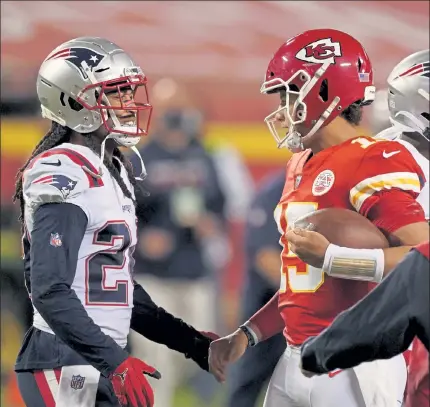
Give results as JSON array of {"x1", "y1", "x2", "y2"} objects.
[{"x1": 13, "y1": 121, "x2": 147, "y2": 227}]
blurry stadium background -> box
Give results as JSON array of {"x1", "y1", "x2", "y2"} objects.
[{"x1": 1, "y1": 1, "x2": 428, "y2": 406}]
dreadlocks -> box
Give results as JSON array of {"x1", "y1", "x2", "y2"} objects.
[
  {"x1": 14, "y1": 122, "x2": 71, "y2": 223},
  {"x1": 13, "y1": 121, "x2": 147, "y2": 227}
]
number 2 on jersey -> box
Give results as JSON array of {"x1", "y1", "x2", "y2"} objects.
[
  {"x1": 85, "y1": 221, "x2": 133, "y2": 306},
  {"x1": 276, "y1": 202, "x2": 325, "y2": 293}
]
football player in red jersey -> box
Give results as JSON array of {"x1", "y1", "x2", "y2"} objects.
[{"x1": 209, "y1": 29, "x2": 429, "y2": 407}]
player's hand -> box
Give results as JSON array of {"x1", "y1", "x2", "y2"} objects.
[
  {"x1": 208, "y1": 329, "x2": 248, "y2": 383},
  {"x1": 300, "y1": 362, "x2": 319, "y2": 378},
  {"x1": 184, "y1": 331, "x2": 221, "y2": 372},
  {"x1": 110, "y1": 357, "x2": 161, "y2": 407},
  {"x1": 201, "y1": 331, "x2": 220, "y2": 341},
  {"x1": 300, "y1": 337, "x2": 326, "y2": 379},
  {"x1": 285, "y1": 227, "x2": 330, "y2": 268}
]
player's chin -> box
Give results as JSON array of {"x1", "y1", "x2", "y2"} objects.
[{"x1": 300, "y1": 131, "x2": 317, "y2": 150}]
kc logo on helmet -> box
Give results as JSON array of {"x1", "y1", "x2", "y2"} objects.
[{"x1": 296, "y1": 38, "x2": 342, "y2": 65}]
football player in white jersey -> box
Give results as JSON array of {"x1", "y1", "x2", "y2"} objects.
[
  {"x1": 13, "y1": 37, "x2": 218, "y2": 407},
  {"x1": 375, "y1": 49, "x2": 429, "y2": 218},
  {"x1": 375, "y1": 48, "x2": 429, "y2": 407}
]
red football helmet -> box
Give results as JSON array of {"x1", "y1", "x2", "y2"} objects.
[{"x1": 260, "y1": 29, "x2": 375, "y2": 152}]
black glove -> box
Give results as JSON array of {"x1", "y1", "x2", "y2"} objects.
[
  {"x1": 184, "y1": 331, "x2": 220, "y2": 372},
  {"x1": 131, "y1": 283, "x2": 220, "y2": 372},
  {"x1": 300, "y1": 336, "x2": 328, "y2": 375}
]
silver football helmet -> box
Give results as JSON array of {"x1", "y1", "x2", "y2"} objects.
[
  {"x1": 387, "y1": 49, "x2": 429, "y2": 140},
  {"x1": 37, "y1": 37, "x2": 153, "y2": 149}
]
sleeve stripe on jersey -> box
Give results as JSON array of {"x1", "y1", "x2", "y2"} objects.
[
  {"x1": 28, "y1": 148, "x2": 104, "y2": 188},
  {"x1": 349, "y1": 172, "x2": 421, "y2": 212}
]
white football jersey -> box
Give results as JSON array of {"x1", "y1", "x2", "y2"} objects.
[
  {"x1": 376, "y1": 126, "x2": 429, "y2": 219},
  {"x1": 23, "y1": 143, "x2": 137, "y2": 347}
]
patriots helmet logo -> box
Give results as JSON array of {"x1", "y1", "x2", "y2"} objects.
[
  {"x1": 395, "y1": 62, "x2": 430, "y2": 80},
  {"x1": 46, "y1": 47, "x2": 106, "y2": 79},
  {"x1": 33, "y1": 174, "x2": 78, "y2": 199}
]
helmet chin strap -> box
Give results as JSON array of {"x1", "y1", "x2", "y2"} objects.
[
  {"x1": 130, "y1": 145, "x2": 147, "y2": 181},
  {"x1": 285, "y1": 96, "x2": 341, "y2": 152},
  {"x1": 97, "y1": 133, "x2": 115, "y2": 176},
  {"x1": 84, "y1": 132, "x2": 147, "y2": 181},
  {"x1": 284, "y1": 131, "x2": 303, "y2": 152}
]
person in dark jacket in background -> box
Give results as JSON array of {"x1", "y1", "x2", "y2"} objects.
[
  {"x1": 226, "y1": 171, "x2": 286, "y2": 407},
  {"x1": 129, "y1": 108, "x2": 227, "y2": 407},
  {"x1": 300, "y1": 242, "x2": 429, "y2": 407}
]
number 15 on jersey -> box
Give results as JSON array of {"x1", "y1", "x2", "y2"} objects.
[{"x1": 275, "y1": 202, "x2": 325, "y2": 293}]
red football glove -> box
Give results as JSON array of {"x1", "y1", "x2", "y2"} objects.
[{"x1": 110, "y1": 357, "x2": 161, "y2": 407}]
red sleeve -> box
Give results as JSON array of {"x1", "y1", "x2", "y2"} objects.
[
  {"x1": 405, "y1": 338, "x2": 429, "y2": 407},
  {"x1": 349, "y1": 140, "x2": 426, "y2": 234},
  {"x1": 364, "y1": 189, "x2": 425, "y2": 234},
  {"x1": 415, "y1": 241, "x2": 430, "y2": 260},
  {"x1": 248, "y1": 292, "x2": 285, "y2": 341}
]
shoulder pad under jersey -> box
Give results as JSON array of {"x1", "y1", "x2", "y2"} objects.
[
  {"x1": 374, "y1": 126, "x2": 403, "y2": 141},
  {"x1": 23, "y1": 146, "x2": 104, "y2": 211}
]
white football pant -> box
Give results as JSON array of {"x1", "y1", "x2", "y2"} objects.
[{"x1": 263, "y1": 344, "x2": 407, "y2": 407}]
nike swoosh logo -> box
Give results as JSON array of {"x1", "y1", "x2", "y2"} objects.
[
  {"x1": 42, "y1": 159, "x2": 61, "y2": 166},
  {"x1": 382, "y1": 150, "x2": 401, "y2": 158}
]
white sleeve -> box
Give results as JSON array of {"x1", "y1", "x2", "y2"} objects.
[{"x1": 23, "y1": 153, "x2": 92, "y2": 219}]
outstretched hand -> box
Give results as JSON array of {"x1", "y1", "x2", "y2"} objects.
[{"x1": 208, "y1": 329, "x2": 248, "y2": 383}]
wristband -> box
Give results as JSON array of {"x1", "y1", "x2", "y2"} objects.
[
  {"x1": 323, "y1": 244, "x2": 384, "y2": 283},
  {"x1": 239, "y1": 324, "x2": 258, "y2": 347}
]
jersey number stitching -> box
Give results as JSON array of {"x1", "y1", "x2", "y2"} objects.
[
  {"x1": 85, "y1": 221, "x2": 133, "y2": 306},
  {"x1": 276, "y1": 202, "x2": 324, "y2": 293}
]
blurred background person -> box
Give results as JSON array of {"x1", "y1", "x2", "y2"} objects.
[
  {"x1": 226, "y1": 170, "x2": 286, "y2": 407},
  {"x1": 128, "y1": 102, "x2": 228, "y2": 407}
]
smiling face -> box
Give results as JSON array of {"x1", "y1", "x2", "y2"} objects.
[
  {"x1": 105, "y1": 85, "x2": 137, "y2": 126},
  {"x1": 84, "y1": 83, "x2": 145, "y2": 145}
]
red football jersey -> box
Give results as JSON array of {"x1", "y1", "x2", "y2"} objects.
[
  {"x1": 275, "y1": 136, "x2": 426, "y2": 345},
  {"x1": 405, "y1": 338, "x2": 429, "y2": 407}
]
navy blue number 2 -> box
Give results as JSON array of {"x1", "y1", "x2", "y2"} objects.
[{"x1": 85, "y1": 221, "x2": 133, "y2": 306}]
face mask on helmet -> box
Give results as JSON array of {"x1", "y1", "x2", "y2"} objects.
[
  {"x1": 260, "y1": 29, "x2": 375, "y2": 152},
  {"x1": 37, "y1": 38, "x2": 153, "y2": 180},
  {"x1": 261, "y1": 72, "x2": 328, "y2": 152},
  {"x1": 76, "y1": 66, "x2": 153, "y2": 148},
  {"x1": 386, "y1": 50, "x2": 429, "y2": 141},
  {"x1": 74, "y1": 67, "x2": 152, "y2": 179}
]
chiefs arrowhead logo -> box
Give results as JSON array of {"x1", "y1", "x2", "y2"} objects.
[{"x1": 296, "y1": 38, "x2": 342, "y2": 65}]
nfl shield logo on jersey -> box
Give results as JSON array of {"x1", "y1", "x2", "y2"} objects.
[
  {"x1": 312, "y1": 170, "x2": 335, "y2": 196},
  {"x1": 70, "y1": 374, "x2": 85, "y2": 390},
  {"x1": 50, "y1": 233, "x2": 63, "y2": 247}
]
